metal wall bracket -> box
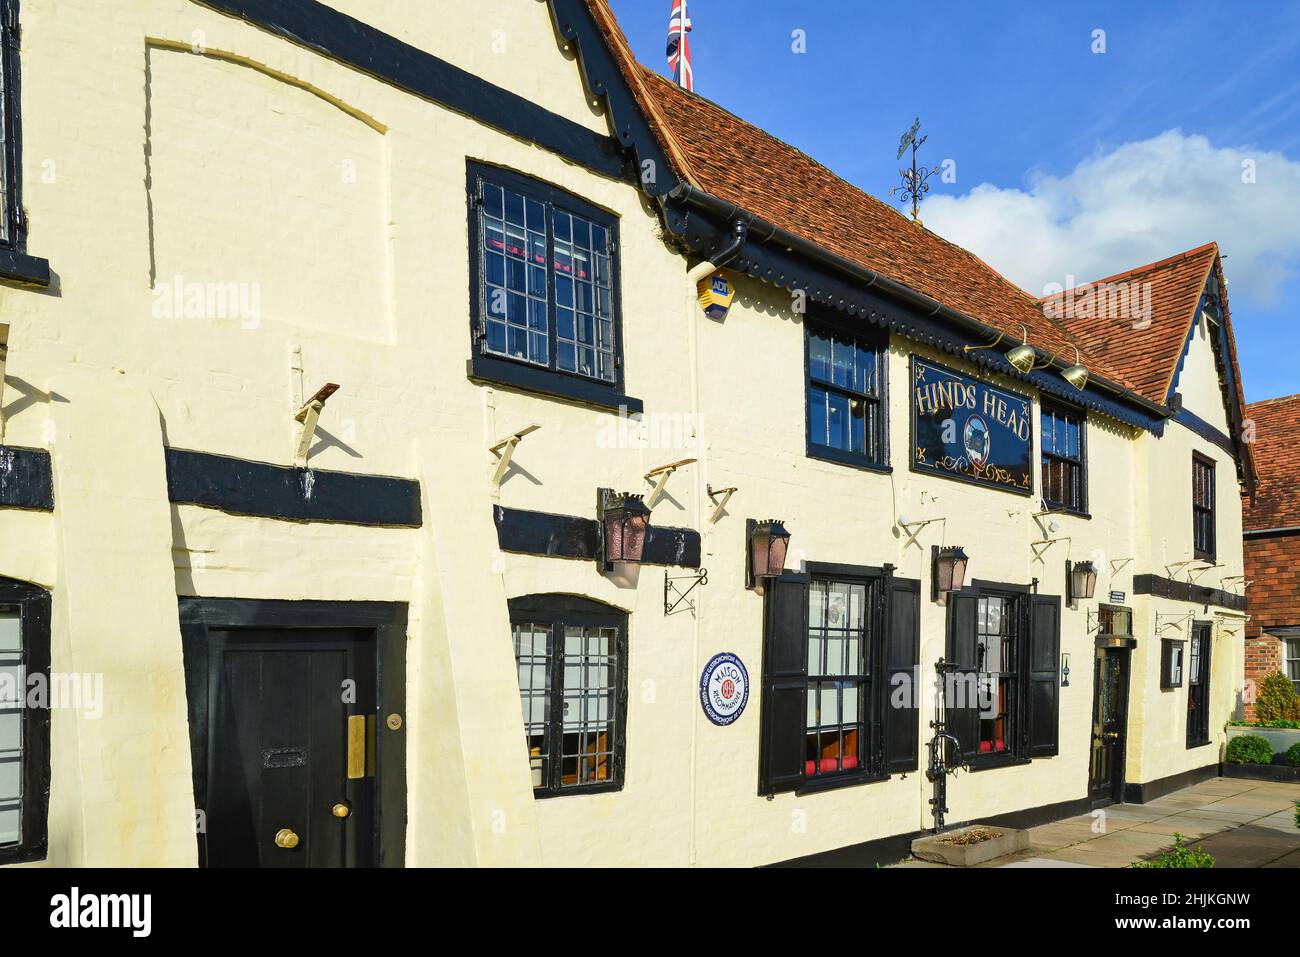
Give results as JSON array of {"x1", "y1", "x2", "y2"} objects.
[
  {"x1": 664, "y1": 567, "x2": 708, "y2": 616},
  {"x1": 706, "y1": 483, "x2": 736, "y2": 524},
  {"x1": 489, "y1": 422, "x2": 540, "y2": 488},
  {"x1": 294, "y1": 382, "x2": 339, "y2": 467},
  {"x1": 1155, "y1": 611, "x2": 1194, "y2": 634},
  {"x1": 644, "y1": 458, "x2": 696, "y2": 508}
]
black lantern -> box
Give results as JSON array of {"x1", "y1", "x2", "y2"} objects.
[
  {"x1": 1067, "y1": 560, "x2": 1098, "y2": 608},
  {"x1": 931, "y1": 545, "x2": 969, "y2": 604},
  {"x1": 746, "y1": 519, "x2": 790, "y2": 590},
  {"x1": 597, "y1": 489, "x2": 651, "y2": 571}
]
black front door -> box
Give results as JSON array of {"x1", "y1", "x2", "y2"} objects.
[
  {"x1": 204, "y1": 628, "x2": 376, "y2": 867},
  {"x1": 1088, "y1": 646, "x2": 1129, "y2": 806}
]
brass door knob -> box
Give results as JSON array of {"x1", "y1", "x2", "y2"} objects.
[
  {"x1": 274, "y1": 828, "x2": 300, "y2": 849},
  {"x1": 332, "y1": 803, "x2": 351, "y2": 819}
]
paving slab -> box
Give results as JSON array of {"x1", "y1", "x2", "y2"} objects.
[{"x1": 1128, "y1": 817, "x2": 1230, "y2": 840}]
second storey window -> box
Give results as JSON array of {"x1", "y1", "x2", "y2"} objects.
[
  {"x1": 508, "y1": 595, "x2": 627, "y2": 796},
  {"x1": 468, "y1": 162, "x2": 634, "y2": 411},
  {"x1": 1041, "y1": 402, "x2": 1087, "y2": 513},
  {"x1": 0, "y1": 0, "x2": 23, "y2": 248},
  {"x1": 1192, "y1": 454, "x2": 1216, "y2": 560},
  {"x1": 805, "y1": 321, "x2": 887, "y2": 468}
]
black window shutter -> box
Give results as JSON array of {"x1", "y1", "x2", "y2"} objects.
[
  {"x1": 883, "y1": 576, "x2": 921, "y2": 773},
  {"x1": 1027, "y1": 594, "x2": 1061, "y2": 758},
  {"x1": 945, "y1": 590, "x2": 980, "y2": 758},
  {"x1": 758, "y1": 573, "x2": 809, "y2": 796}
]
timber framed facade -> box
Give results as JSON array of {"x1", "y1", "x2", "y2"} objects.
[{"x1": 0, "y1": 0, "x2": 1255, "y2": 867}]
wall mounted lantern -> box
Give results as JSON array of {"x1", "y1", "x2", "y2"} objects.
[
  {"x1": 597, "y1": 488, "x2": 651, "y2": 572},
  {"x1": 931, "y1": 545, "x2": 969, "y2": 605},
  {"x1": 1067, "y1": 559, "x2": 1099, "y2": 608},
  {"x1": 1061, "y1": 348, "x2": 1090, "y2": 391},
  {"x1": 746, "y1": 519, "x2": 790, "y2": 591},
  {"x1": 963, "y1": 322, "x2": 1036, "y2": 373}
]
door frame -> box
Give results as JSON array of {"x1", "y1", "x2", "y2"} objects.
[
  {"x1": 1087, "y1": 636, "x2": 1133, "y2": 808},
  {"x1": 178, "y1": 598, "x2": 407, "y2": 867}
]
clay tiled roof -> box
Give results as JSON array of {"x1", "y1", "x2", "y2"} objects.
[
  {"x1": 1244, "y1": 394, "x2": 1300, "y2": 530},
  {"x1": 581, "y1": 0, "x2": 1251, "y2": 430},
  {"x1": 1040, "y1": 244, "x2": 1219, "y2": 406}
]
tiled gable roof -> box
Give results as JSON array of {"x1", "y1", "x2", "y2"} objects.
[
  {"x1": 1040, "y1": 244, "x2": 1218, "y2": 406},
  {"x1": 580, "y1": 0, "x2": 1251, "y2": 441},
  {"x1": 1244, "y1": 394, "x2": 1300, "y2": 530}
]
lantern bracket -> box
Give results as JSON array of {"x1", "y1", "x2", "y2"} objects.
[
  {"x1": 1086, "y1": 610, "x2": 1102, "y2": 634},
  {"x1": 706, "y1": 484, "x2": 737, "y2": 524},
  {"x1": 1109, "y1": 557, "x2": 1134, "y2": 574},
  {"x1": 1156, "y1": 611, "x2": 1194, "y2": 634},
  {"x1": 898, "y1": 515, "x2": 945, "y2": 550},
  {"x1": 294, "y1": 382, "x2": 339, "y2": 467},
  {"x1": 1221, "y1": 575, "x2": 1252, "y2": 590},
  {"x1": 1164, "y1": 559, "x2": 1197, "y2": 579},
  {"x1": 1031, "y1": 536, "x2": 1070, "y2": 559},
  {"x1": 489, "y1": 422, "x2": 541, "y2": 489},
  {"x1": 1188, "y1": 561, "x2": 1221, "y2": 581},
  {"x1": 664, "y1": 567, "x2": 708, "y2": 616},
  {"x1": 644, "y1": 458, "x2": 697, "y2": 508}
]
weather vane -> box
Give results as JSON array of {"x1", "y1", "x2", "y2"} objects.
[{"x1": 889, "y1": 117, "x2": 941, "y2": 224}]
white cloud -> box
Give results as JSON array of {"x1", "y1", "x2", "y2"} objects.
[{"x1": 922, "y1": 130, "x2": 1300, "y2": 310}]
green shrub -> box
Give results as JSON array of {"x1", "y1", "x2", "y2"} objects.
[
  {"x1": 1287, "y1": 743, "x2": 1300, "y2": 767},
  {"x1": 1255, "y1": 672, "x2": 1300, "y2": 722},
  {"x1": 1130, "y1": 835, "x2": 1214, "y2": 868},
  {"x1": 1225, "y1": 734, "x2": 1274, "y2": 765}
]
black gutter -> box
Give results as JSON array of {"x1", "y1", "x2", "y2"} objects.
[{"x1": 665, "y1": 182, "x2": 1172, "y2": 422}]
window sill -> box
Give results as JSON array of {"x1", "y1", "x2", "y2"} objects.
[
  {"x1": 532, "y1": 781, "x2": 624, "y2": 799},
  {"x1": 0, "y1": 844, "x2": 47, "y2": 867},
  {"x1": 1186, "y1": 739, "x2": 1212, "y2": 750},
  {"x1": 0, "y1": 247, "x2": 51, "y2": 287},
  {"x1": 965, "y1": 753, "x2": 1031, "y2": 773},
  {"x1": 805, "y1": 445, "x2": 891, "y2": 475},
  {"x1": 467, "y1": 355, "x2": 643, "y2": 415},
  {"x1": 794, "y1": 769, "x2": 890, "y2": 796},
  {"x1": 1043, "y1": 505, "x2": 1091, "y2": 520}
]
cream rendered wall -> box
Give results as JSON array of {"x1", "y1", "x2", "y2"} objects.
[
  {"x1": 1177, "y1": 310, "x2": 1232, "y2": 434},
  {"x1": 3, "y1": 0, "x2": 685, "y2": 866}
]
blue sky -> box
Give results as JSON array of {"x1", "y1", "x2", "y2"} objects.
[{"x1": 609, "y1": 0, "x2": 1300, "y2": 403}]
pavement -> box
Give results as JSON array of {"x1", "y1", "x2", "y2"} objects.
[{"x1": 895, "y1": 777, "x2": 1300, "y2": 868}]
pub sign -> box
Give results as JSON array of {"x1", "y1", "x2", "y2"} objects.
[{"x1": 911, "y1": 357, "x2": 1033, "y2": 494}]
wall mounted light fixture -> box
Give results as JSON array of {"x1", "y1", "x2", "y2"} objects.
[
  {"x1": 1066, "y1": 560, "x2": 1098, "y2": 609},
  {"x1": 931, "y1": 545, "x2": 969, "y2": 605},
  {"x1": 963, "y1": 322, "x2": 1036, "y2": 373},
  {"x1": 1061, "y1": 348, "x2": 1090, "y2": 390},
  {"x1": 746, "y1": 519, "x2": 791, "y2": 591},
  {"x1": 597, "y1": 488, "x2": 651, "y2": 572}
]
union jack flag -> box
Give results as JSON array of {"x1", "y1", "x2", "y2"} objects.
[{"x1": 666, "y1": 0, "x2": 694, "y2": 91}]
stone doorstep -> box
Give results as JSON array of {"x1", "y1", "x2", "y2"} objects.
[{"x1": 911, "y1": 826, "x2": 1030, "y2": 867}]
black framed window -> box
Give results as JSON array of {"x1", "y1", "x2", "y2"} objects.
[
  {"x1": 1097, "y1": 605, "x2": 1132, "y2": 638},
  {"x1": 1187, "y1": 623, "x2": 1211, "y2": 748},
  {"x1": 946, "y1": 585, "x2": 1060, "y2": 765},
  {"x1": 0, "y1": 0, "x2": 23, "y2": 249},
  {"x1": 976, "y1": 595, "x2": 1017, "y2": 755},
  {"x1": 0, "y1": 577, "x2": 50, "y2": 866},
  {"x1": 1160, "y1": 638, "x2": 1185, "y2": 689},
  {"x1": 508, "y1": 595, "x2": 627, "y2": 796},
  {"x1": 805, "y1": 577, "x2": 875, "y2": 778},
  {"x1": 805, "y1": 321, "x2": 887, "y2": 469},
  {"x1": 1192, "y1": 454, "x2": 1216, "y2": 561},
  {"x1": 1040, "y1": 402, "x2": 1087, "y2": 513},
  {"x1": 467, "y1": 162, "x2": 637, "y2": 412}
]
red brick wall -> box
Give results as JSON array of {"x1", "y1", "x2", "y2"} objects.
[{"x1": 1244, "y1": 531, "x2": 1300, "y2": 719}]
